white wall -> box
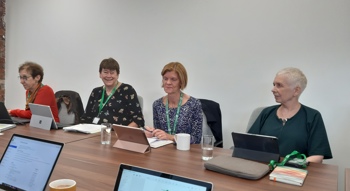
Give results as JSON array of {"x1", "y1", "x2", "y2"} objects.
[{"x1": 5, "y1": 1, "x2": 350, "y2": 190}]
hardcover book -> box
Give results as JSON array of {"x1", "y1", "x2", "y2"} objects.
[{"x1": 269, "y1": 166, "x2": 308, "y2": 186}]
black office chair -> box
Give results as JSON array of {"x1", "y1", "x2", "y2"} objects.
[
  {"x1": 199, "y1": 99, "x2": 223, "y2": 148},
  {"x1": 55, "y1": 90, "x2": 84, "y2": 125}
]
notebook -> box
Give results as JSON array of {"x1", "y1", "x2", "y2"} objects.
[
  {"x1": 147, "y1": 137, "x2": 174, "y2": 148},
  {"x1": 28, "y1": 103, "x2": 69, "y2": 130},
  {"x1": 63, "y1": 123, "x2": 102, "y2": 134},
  {"x1": 269, "y1": 166, "x2": 308, "y2": 186},
  {"x1": 0, "y1": 124, "x2": 16, "y2": 132},
  {"x1": 0, "y1": 134, "x2": 64, "y2": 191},
  {"x1": 114, "y1": 163, "x2": 213, "y2": 191},
  {"x1": 231, "y1": 132, "x2": 280, "y2": 163},
  {"x1": 112, "y1": 125, "x2": 151, "y2": 153},
  {"x1": 0, "y1": 102, "x2": 30, "y2": 125}
]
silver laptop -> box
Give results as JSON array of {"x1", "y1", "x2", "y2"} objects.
[
  {"x1": 231, "y1": 132, "x2": 280, "y2": 163},
  {"x1": 0, "y1": 134, "x2": 64, "y2": 191},
  {"x1": 28, "y1": 103, "x2": 60, "y2": 130},
  {"x1": 0, "y1": 102, "x2": 30, "y2": 125},
  {"x1": 114, "y1": 163, "x2": 213, "y2": 191}
]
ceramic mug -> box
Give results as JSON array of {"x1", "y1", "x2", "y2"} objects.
[{"x1": 174, "y1": 133, "x2": 190, "y2": 151}]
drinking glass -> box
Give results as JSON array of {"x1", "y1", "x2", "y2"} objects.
[
  {"x1": 101, "y1": 123, "x2": 112, "y2": 144},
  {"x1": 201, "y1": 135, "x2": 214, "y2": 160}
]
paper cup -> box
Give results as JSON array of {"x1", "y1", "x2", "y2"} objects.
[{"x1": 49, "y1": 179, "x2": 76, "y2": 191}]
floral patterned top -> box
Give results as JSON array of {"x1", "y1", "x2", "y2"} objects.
[
  {"x1": 153, "y1": 96, "x2": 203, "y2": 144},
  {"x1": 80, "y1": 83, "x2": 144, "y2": 127}
]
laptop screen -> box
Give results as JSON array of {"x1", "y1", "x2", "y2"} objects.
[
  {"x1": 114, "y1": 164, "x2": 213, "y2": 191},
  {"x1": 0, "y1": 134, "x2": 64, "y2": 191},
  {"x1": 0, "y1": 102, "x2": 15, "y2": 124}
]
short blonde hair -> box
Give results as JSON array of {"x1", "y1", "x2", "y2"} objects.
[
  {"x1": 161, "y1": 62, "x2": 188, "y2": 90},
  {"x1": 277, "y1": 67, "x2": 307, "y2": 92}
]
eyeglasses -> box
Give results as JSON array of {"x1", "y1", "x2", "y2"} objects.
[{"x1": 18, "y1": 75, "x2": 32, "y2": 81}]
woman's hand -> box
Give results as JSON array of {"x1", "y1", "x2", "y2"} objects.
[
  {"x1": 152, "y1": 129, "x2": 173, "y2": 141},
  {"x1": 144, "y1": 126, "x2": 155, "y2": 138}
]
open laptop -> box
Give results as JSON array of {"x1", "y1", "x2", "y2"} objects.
[
  {"x1": 112, "y1": 125, "x2": 151, "y2": 153},
  {"x1": 0, "y1": 134, "x2": 64, "y2": 191},
  {"x1": 0, "y1": 102, "x2": 30, "y2": 125},
  {"x1": 114, "y1": 163, "x2": 213, "y2": 191},
  {"x1": 28, "y1": 103, "x2": 69, "y2": 130},
  {"x1": 231, "y1": 132, "x2": 280, "y2": 163}
]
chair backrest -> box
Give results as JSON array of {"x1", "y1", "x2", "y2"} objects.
[
  {"x1": 202, "y1": 109, "x2": 216, "y2": 143},
  {"x1": 199, "y1": 99, "x2": 223, "y2": 148},
  {"x1": 55, "y1": 90, "x2": 84, "y2": 125},
  {"x1": 137, "y1": 95, "x2": 143, "y2": 111},
  {"x1": 246, "y1": 106, "x2": 266, "y2": 132}
]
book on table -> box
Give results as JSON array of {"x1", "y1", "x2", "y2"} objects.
[{"x1": 269, "y1": 166, "x2": 308, "y2": 186}]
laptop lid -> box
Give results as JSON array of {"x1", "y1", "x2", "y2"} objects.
[
  {"x1": 231, "y1": 132, "x2": 280, "y2": 163},
  {"x1": 0, "y1": 102, "x2": 31, "y2": 125},
  {"x1": 0, "y1": 134, "x2": 64, "y2": 191},
  {"x1": 0, "y1": 103, "x2": 28, "y2": 125},
  {"x1": 114, "y1": 163, "x2": 213, "y2": 191},
  {"x1": 28, "y1": 103, "x2": 58, "y2": 130},
  {"x1": 112, "y1": 125, "x2": 151, "y2": 153}
]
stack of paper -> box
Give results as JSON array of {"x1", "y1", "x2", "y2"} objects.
[
  {"x1": 63, "y1": 124, "x2": 102, "y2": 134},
  {"x1": 147, "y1": 137, "x2": 173, "y2": 148},
  {"x1": 269, "y1": 166, "x2": 308, "y2": 186},
  {"x1": 0, "y1": 124, "x2": 16, "y2": 132}
]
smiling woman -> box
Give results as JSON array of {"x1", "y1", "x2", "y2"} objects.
[
  {"x1": 8, "y1": 61, "x2": 59, "y2": 122},
  {"x1": 80, "y1": 57, "x2": 144, "y2": 127}
]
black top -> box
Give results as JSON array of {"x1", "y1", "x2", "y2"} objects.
[{"x1": 81, "y1": 83, "x2": 145, "y2": 127}]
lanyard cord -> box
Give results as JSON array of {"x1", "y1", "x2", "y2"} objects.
[
  {"x1": 98, "y1": 84, "x2": 118, "y2": 115},
  {"x1": 166, "y1": 92, "x2": 183, "y2": 135},
  {"x1": 269, "y1": 150, "x2": 307, "y2": 170}
]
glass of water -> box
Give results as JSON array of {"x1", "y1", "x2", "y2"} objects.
[
  {"x1": 201, "y1": 135, "x2": 214, "y2": 161},
  {"x1": 101, "y1": 123, "x2": 112, "y2": 144}
]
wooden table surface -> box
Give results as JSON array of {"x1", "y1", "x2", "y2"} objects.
[
  {"x1": 346, "y1": 168, "x2": 350, "y2": 191},
  {"x1": 0, "y1": 124, "x2": 99, "y2": 154},
  {"x1": 47, "y1": 135, "x2": 338, "y2": 191}
]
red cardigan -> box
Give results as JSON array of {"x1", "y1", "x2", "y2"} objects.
[{"x1": 9, "y1": 85, "x2": 60, "y2": 122}]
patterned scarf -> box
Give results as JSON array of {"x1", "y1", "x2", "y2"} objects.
[{"x1": 25, "y1": 83, "x2": 43, "y2": 110}]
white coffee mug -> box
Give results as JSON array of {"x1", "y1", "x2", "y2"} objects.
[{"x1": 174, "y1": 133, "x2": 190, "y2": 151}]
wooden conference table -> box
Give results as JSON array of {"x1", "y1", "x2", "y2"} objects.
[{"x1": 0, "y1": 125, "x2": 339, "y2": 191}]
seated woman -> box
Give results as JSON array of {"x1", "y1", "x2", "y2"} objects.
[
  {"x1": 145, "y1": 62, "x2": 203, "y2": 144},
  {"x1": 248, "y1": 67, "x2": 332, "y2": 163},
  {"x1": 80, "y1": 57, "x2": 144, "y2": 127},
  {"x1": 8, "y1": 62, "x2": 59, "y2": 122}
]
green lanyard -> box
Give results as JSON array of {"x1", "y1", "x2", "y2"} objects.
[
  {"x1": 269, "y1": 150, "x2": 307, "y2": 170},
  {"x1": 166, "y1": 92, "x2": 183, "y2": 135},
  {"x1": 98, "y1": 84, "x2": 118, "y2": 114}
]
